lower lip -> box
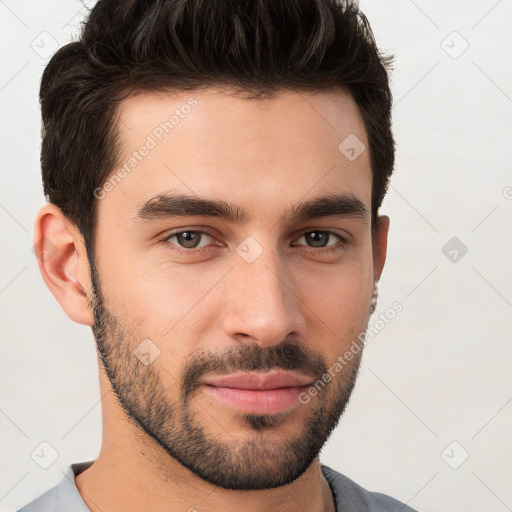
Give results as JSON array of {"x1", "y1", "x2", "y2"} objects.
[{"x1": 201, "y1": 384, "x2": 309, "y2": 415}]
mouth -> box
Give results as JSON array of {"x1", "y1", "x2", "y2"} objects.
[{"x1": 200, "y1": 370, "x2": 315, "y2": 415}]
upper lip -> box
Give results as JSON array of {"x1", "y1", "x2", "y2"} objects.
[{"x1": 202, "y1": 370, "x2": 315, "y2": 390}]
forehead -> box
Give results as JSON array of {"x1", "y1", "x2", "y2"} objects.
[{"x1": 99, "y1": 87, "x2": 372, "y2": 224}]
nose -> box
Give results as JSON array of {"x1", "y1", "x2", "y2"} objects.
[{"x1": 221, "y1": 244, "x2": 306, "y2": 349}]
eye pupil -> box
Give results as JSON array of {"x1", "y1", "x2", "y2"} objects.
[
  {"x1": 177, "y1": 231, "x2": 201, "y2": 248},
  {"x1": 305, "y1": 231, "x2": 328, "y2": 247}
]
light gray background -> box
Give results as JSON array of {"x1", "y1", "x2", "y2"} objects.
[{"x1": 1, "y1": 1, "x2": 511, "y2": 510}]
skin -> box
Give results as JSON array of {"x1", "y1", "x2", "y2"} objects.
[{"x1": 34, "y1": 87, "x2": 389, "y2": 512}]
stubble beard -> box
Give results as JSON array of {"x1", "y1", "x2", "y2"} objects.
[{"x1": 88, "y1": 260, "x2": 364, "y2": 490}]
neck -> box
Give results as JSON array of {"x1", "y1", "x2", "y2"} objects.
[{"x1": 76, "y1": 451, "x2": 336, "y2": 512}]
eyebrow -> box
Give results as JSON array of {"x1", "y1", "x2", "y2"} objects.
[{"x1": 133, "y1": 191, "x2": 369, "y2": 226}]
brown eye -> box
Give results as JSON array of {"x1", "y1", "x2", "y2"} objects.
[
  {"x1": 175, "y1": 231, "x2": 203, "y2": 248},
  {"x1": 294, "y1": 230, "x2": 346, "y2": 250},
  {"x1": 160, "y1": 230, "x2": 216, "y2": 252},
  {"x1": 304, "y1": 231, "x2": 330, "y2": 247}
]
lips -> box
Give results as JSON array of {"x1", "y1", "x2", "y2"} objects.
[{"x1": 202, "y1": 370, "x2": 315, "y2": 390}]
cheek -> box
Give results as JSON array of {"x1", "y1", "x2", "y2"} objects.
[
  {"x1": 293, "y1": 259, "x2": 374, "y2": 359},
  {"x1": 297, "y1": 257, "x2": 373, "y2": 318},
  {"x1": 111, "y1": 263, "x2": 223, "y2": 357}
]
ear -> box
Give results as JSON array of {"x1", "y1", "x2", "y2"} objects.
[
  {"x1": 33, "y1": 203, "x2": 94, "y2": 326},
  {"x1": 372, "y1": 214, "x2": 389, "y2": 283}
]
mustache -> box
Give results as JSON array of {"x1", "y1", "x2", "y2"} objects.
[{"x1": 181, "y1": 339, "x2": 328, "y2": 401}]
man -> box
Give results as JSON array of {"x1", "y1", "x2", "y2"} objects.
[{"x1": 19, "y1": 0, "x2": 417, "y2": 510}]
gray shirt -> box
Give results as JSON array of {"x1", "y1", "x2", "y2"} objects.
[{"x1": 16, "y1": 460, "x2": 418, "y2": 511}]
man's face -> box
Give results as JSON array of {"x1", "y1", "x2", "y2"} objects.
[{"x1": 88, "y1": 87, "x2": 383, "y2": 490}]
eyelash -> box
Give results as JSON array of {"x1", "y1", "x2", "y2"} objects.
[{"x1": 157, "y1": 229, "x2": 348, "y2": 255}]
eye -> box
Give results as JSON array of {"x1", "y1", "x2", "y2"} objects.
[
  {"x1": 293, "y1": 230, "x2": 347, "y2": 251},
  {"x1": 158, "y1": 230, "x2": 218, "y2": 253}
]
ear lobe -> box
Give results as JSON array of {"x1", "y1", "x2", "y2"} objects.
[
  {"x1": 373, "y1": 214, "x2": 389, "y2": 283},
  {"x1": 33, "y1": 204, "x2": 94, "y2": 326}
]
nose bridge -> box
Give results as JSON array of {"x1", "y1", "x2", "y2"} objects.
[{"x1": 222, "y1": 238, "x2": 304, "y2": 346}]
